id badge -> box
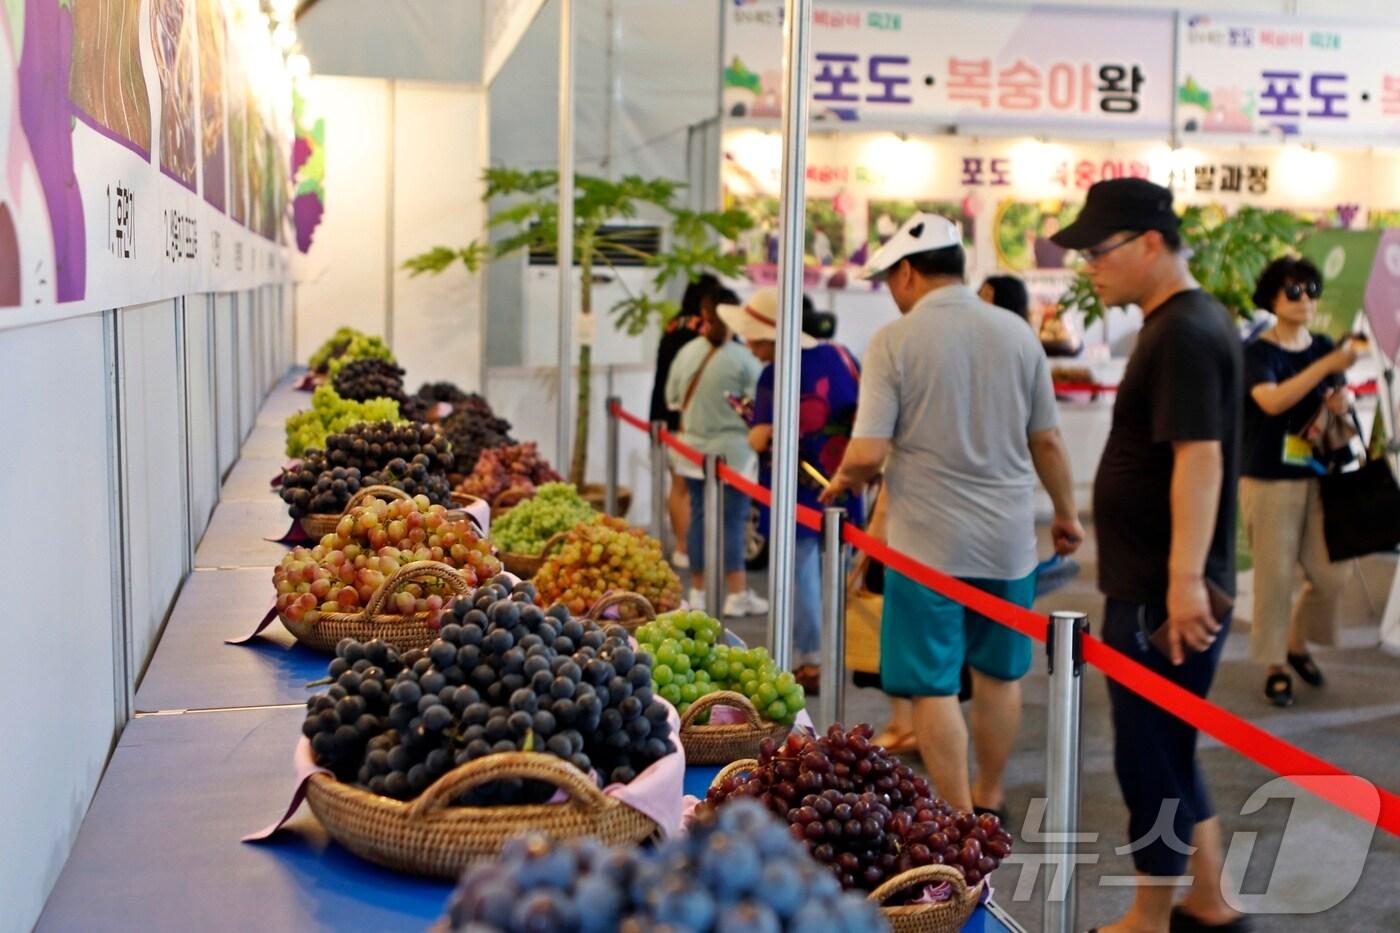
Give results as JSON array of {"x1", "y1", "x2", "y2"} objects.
[{"x1": 1281, "y1": 433, "x2": 1314, "y2": 468}]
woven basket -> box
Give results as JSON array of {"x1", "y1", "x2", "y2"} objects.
[
  {"x1": 299, "y1": 485, "x2": 410, "y2": 540},
  {"x1": 869, "y1": 863, "x2": 984, "y2": 933},
  {"x1": 489, "y1": 486, "x2": 536, "y2": 518},
  {"x1": 679, "y1": 691, "x2": 792, "y2": 765},
  {"x1": 279, "y1": 560, "x2": 473, "y2": 653},
  {"x1": 586, "y1": 591, "x2": 657, "y2": 632},
  {"x1": 498, "y1": 530, "x2": 568, "y2": 581},
  {"x1": 449, "y1": 491, "x2": 487, "y2": 511},
  {"x1": 304, "y1": 751, "x2": 659, "y2": 878}
]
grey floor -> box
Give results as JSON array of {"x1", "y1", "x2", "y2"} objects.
[{"x1": 719, "y1": 528, "x2": 1400, "y2": 933}]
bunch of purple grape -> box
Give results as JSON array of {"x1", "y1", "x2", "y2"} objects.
[
  {"x1": 703, "y1": 723, "x2": 1013, "y2": 896},
  {"x1": 444, "y1": 798, "x2": 887, "y2": 932}
]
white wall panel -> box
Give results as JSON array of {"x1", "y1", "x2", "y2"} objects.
[
  {"x1": 239, "y1": 291, "x2": 258, "y2": 441},
  {"x1": 292, "y1": 77, "x2": 392, "y2": 364},
  {"x1": 391, "y1": 82, "x2": 486, "y2": 390},
  {"x1": 119, "y1": 301, "x2": 190, "y2": 676},
  {"x1": 0, "y1": 315, "x2": 119, "y2": 933},
  {"x1": 184, "y1": 296, "x2": 219, "y2": 543},
  {"x1": 213, "y1": 293, "x2": 239, "y2": 477}
]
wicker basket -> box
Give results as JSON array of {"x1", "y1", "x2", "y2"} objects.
[
  {"x1": 705, "y1": 764, "x2": 985, "y2": 932},
  {"x1": 298, "y1": 485, "x2": 410, "y2": 540},
  {"x1": 304, "y1": 751, "x2": 659, "y2": 878},
  {"x1": 490, "y1": 486, "x2": 535, "y2": 517},
  {"x1": 586, "y1": 591, "x2": 657, "y2": 631},
  {"x1": 498, "y1": 530, "x2": 568, "y2": 581},
  {"x1": 679, "y1": 691, "x2": 792, "y2": 765},
  {"x1": 279, "y1": 560, "x2": 473, "y2": 653},
  {"x1": 869, "y1": 863, "x2": 984, "y2": 933},
  {"x1": 449, "y1": 491, "x2": 487, "y2": 511}
]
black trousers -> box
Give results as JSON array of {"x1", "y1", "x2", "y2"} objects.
[{"x1": 1101, "y1": 597, "x2": 1229, "y2": 877}]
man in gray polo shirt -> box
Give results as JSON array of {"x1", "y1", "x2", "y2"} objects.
[{"x1": 822, "y1": 213, "x2": 1082, "y2": 815}]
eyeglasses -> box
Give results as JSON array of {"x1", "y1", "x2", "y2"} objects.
[
  {"x1": 1080, "y1": 231, "x2": 1145, "y2": 263},
  {"x1": 1283, "y1": 281, "x2": 1321, "y2": 301}
]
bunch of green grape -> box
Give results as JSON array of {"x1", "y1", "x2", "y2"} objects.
[
  {"x1": 326, "y1": 334, "x2": 395, "y2": 377},
  {"x1": 308, "y1": 326, "x2": 363, "y2": 373},
  {"x1": 489, "y1": 482, "x2": 599, "y2": 554},
  {"x1": 285, "y1": 384, "x2": 404, "y2": 458},
  {"x1": 635, "y1": 609, "x2": 806, "y2": 724}
]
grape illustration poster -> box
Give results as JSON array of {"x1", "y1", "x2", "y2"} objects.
[{"x1": 3, "y1": 0, "x2": 295, "y2": 326}]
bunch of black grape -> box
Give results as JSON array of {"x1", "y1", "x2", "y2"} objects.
[
  {"x1": 280, "y1": 464, "x2": 367, "y2": 517},
  {"x1": 320, "y1": 421, "x2": 454, "y2": 475},
  {"x1": 440, "y1": 405, "x2": 515, "y2": 475},
  {"x1": 301, "y1": 576, "x2": 676, "y2": 804},
  {"x1": 415, "y1": 382, "x2": 479, "y2": 407},
  {"x1": 444, "y1": 798, "x2": 887, "y2": 933},
  {"x1": 332, "y1": 358, "x2": 409, "y2": 405},
  {"x1": 703, "y1": 724, "x2": 1013, "y2": 895},
  {"x1": 280, "y1": 421, "x2": 457, "y2": 517}
]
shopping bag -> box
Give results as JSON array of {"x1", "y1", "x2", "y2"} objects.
[{"x1": 1319, "y1": 412, "x2": 1400, "y2": 560}]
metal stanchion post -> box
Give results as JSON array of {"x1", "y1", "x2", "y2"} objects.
[
  {"x1": 649, "y1": 421, "x2": 667, "y2": 548},
  {"x1": 703, "y1": 453, "x2": 725, "y2": 618},
  {"x1": 818, "y1": 508, "x2": 847, "y2": 730},
  {"x1": 1044, "y1": 610, "x2": 1087, "y2": 933},
  {"x1": 605, "y1": 396, "x2": 620, "y2": 516}
]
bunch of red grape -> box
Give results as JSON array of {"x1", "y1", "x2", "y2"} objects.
[
  {"x1": 274, "y1": 494, "x2": 501, "y2": 625},
  {"x1": 455, "y1": 442, "x2": 562, "y2": 502},
  {"x1": 533, "y1": 516, "x2": 682, "y2": 617},
  {"x1": 703, "y1": 724, "x2": 1013, "y2": 897},
  {"x1": 440, "y1": 405, "x2": 516, "y2": 475}
]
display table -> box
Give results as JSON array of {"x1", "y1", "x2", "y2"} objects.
[
  {"x1": 134, "y1": 569, "x2": 324, "y2": 713},
  {"x1": 219, "y1": 454, "x2": 291, "y2": 502},
  {"x1": 194, "y1": 499, "x2": 304, "y2": 570}
]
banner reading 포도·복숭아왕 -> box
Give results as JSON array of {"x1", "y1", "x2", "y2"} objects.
[
  {"x1": 1, "y1": 0, "x2": 305, "y2": 332},
  {"x1": 722, "y1": 1, "x2": 1174, "y2": 134},
  {"x1": 1176, "y1": 12, "x2": 1400, "y2": 143}
]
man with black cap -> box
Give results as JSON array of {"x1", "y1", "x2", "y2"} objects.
[
  {"x1": 821, "y1": 212, "x2": 1083, "y2": 820},
  {"x1": 1050, "y1": 178, "x2": 1247, "y2": 933}
]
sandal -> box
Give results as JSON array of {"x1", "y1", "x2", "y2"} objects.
[
  {"x1": 1287, "y1": 652, "x2": 1325, "y2": 687},
  {"x1": 871, "y1": 730, "x2": 918, "y2": 754},
  {"x1": 793, "y1": 665, "x2": 821, "y2": 695},
  {"x1": 1169, "y1": 905, "x2": 1253, "y2": 932},
  {"x1": 1264, "y1": 672, "x2": 1294, "y2": 708}
]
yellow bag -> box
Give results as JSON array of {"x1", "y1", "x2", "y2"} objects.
[{"x1": 845, "y1": 554, "x2": 882, "y2": 674}]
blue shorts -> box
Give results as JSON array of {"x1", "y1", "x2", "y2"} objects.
[{"x1": 879, "y1": 568, "x2": 1036, "y2": 698}]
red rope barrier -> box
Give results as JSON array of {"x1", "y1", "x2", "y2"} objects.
[{"x1": 611, "y1": 402, "x2": 1400, "y2": 836}]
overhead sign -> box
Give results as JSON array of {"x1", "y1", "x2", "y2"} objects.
[
  {"x1": 1176, "y1": 13, "x2": 1400, "y2": 142},
  {"x1": 722, "y1": 1, "x2": 1175, "y2": 133},
  {"x1": 482, "y1": 0, "x2": 549, "y2": 85}
]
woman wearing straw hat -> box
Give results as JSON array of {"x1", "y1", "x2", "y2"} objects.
[{"x1": 720, "y1": 287, "x2": 864, "y2": 689}]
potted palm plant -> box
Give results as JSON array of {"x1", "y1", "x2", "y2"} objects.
[{"x1": 405, "y1": 169, "x2": 751, "y2": 507}]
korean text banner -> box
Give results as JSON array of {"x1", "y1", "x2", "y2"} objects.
[
  {"x1": 1176, "y1": 13, "x2": 1400, "y2": 142},
  {"x1": 1, "y1": 0, "x2": 295, "y2": 331},
  {"x1": 722, "y1": 1, "x2": 1174, "y2": 133}
]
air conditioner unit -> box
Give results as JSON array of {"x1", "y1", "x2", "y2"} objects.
[{"x1": 521, "y1": 224, "x2": 663, "y2": 368}]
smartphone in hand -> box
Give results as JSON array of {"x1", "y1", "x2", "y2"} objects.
[{"x1": 1144, "y1": 579, "x2": 1233, "y2": 658}]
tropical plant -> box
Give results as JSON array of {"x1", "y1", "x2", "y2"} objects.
[
  {"x1": 1059, "y1": 205, "x2": 1315, "y2": 329},
  {"x1": 404, "y1": 168, "x2": 751, "y2": 485}
]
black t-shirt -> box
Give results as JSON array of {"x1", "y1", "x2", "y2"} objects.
[
  {"x1": 1094, "y1": 289, "x2": 1242, "y2": 604},
  {"x1": 1242, "y1": 333, "x2": 1340, "y2": 479},
  {"x1": 649, "y1": 315, "x2": 704, "y2": 429}
]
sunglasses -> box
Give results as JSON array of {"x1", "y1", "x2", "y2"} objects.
[
  {"x1": 1283, "y1": 281, "x2": 1321, "y2": 300},
  {"x1": 1080, "y1": 231, "x2": 1145, "y2": 262}
]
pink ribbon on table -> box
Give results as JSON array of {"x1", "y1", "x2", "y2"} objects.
[
  {"x1": 243, "y1": 737, "x2": 331, "y2": 841},
  {"x1": 295, "y1": 373, "x2": 319, "y2": 392},
  {"x1": 225, "y1": 600, "x2": 280, "y2": 645},
  {"x1": 265, "y1": 519, "x2": 315, "y2": 546}
]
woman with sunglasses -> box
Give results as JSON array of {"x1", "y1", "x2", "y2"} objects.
[{"x1": 1241, "y1": 256, "x2": 1360, "y2": 707}]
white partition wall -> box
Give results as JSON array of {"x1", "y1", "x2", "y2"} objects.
[
  {"x1": 238, "y1": 292, "x2": 259, "y2": 441},
  {"x1": 118, "y1": 301, "x2": 192, "y2": 677},
  {"x1": 184, "y1": 297, "x2": 220, "y2": 544},
  {"x1": 214, "y1": 294, "x2": 241, "y2": 478},
  {"x1": 0, "y1": 315, "x2": 120, "y2": 933}
]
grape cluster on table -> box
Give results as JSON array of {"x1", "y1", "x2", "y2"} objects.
[
  {"x1": 444, "y1": 798, "x2": 887, "y2": 933},
  {"x1": 533, "y1": 515, "x2": 682, "y2": 617},
  {"x1": 635, "y1": 610, "x2": 806, "y2": 724},
  {"x1": 488, "y1": 482, "x2": 598, "y2": 555},
  {"x1": 332, "y1": 358, "x2": 409, "y2": 405},
  {"x1": 275, "y1": 494, "x2": 500, "y2": 623},
  {"x1": 280, "y1": 421, "x2": 456, "y2": 516},
  {"x1": 456, "y1": 442, "x2": 562, "y2": 502},
  {"x1": 284, "y1": 384, "x2": 402, "y2": 458},
  {"x1": 302, "y1": 576, "x2": 676, "y2": 802},
  {"x1": 703, "y1": 724, "x2": 1013, "y2": 897},
  {"x1": 440, "y1": 404, "x2": 516, "y2": 476}
]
